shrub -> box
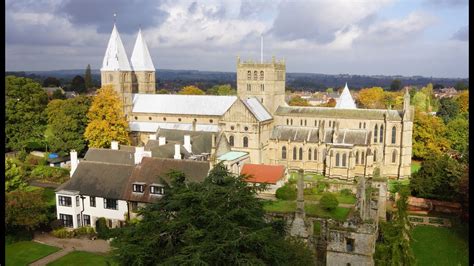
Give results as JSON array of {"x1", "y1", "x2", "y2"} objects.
[
  {"x1": 50, "y1": 219, "x2": 64, "y2": 230},
  {"x1": 52, "y1": 228, "x2": 74, "y2": 238},
  {"x1": 52, "y1": 226, "x2": 96, "y2": 238},
  {"x1": 18, "y1": 150, "x2": 28, "y2": 162},
  {"x1": 74, "y1": 226, "x2": 96, "y2": 237},
  {"x1": 25, "y1": 154, "x2": 42, "y2": 165},
  {"x1": 275, "y1": 184, "x2": 297, "y2": 200},
  {"x1": 316, "y1": 181, "x2": 328, "y2": 193},
  {"x1": 340, "y1": 189, "x2": 353, "y2": 197},
  {"x1": 96, "y1": 217, "x2": 110, "y2": 239},
  {"x1": 320, "y1": 193, "x2": 339, "y2": 211},
  {"x1": 30, "y1": 165, "x2": 69, "y2": 183}
]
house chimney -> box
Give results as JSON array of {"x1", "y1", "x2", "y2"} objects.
[
  {"x1": 149, "y1": 134, "x2": 157, "y2": 141},
  {"x1": 70, "y1": 150, "x2": 78, "y2": 177},
  {"x1": 159, "y1": 137, "x2": 166, "y2": 146},
  {"x1": 184, "y1": 135, "x2": 192, "y2": 153},
  {"x1": 111, "y1": 141, "x2": 119, "y2": 150},
  {"x1": 134, "y1": 146, "x2": 145, "y2": 164},
  {"x1": 192, "y1": 120, "x2": 197, "y2": 131},
  {"x1": 174, "y1": 144, "x2": 181, "y2": 160}
]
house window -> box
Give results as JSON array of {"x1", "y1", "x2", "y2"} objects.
[
  {"x1": 282, "y1": 146, "x2": 287, "y2": 159},
  {"x1": 299, "y1": 147, "x2": 303, "y2": 160},
  {"x1": 346, "y1": 238, "x2": 355, "y2": 252},
  {"x1": 83, "y1": 214, "x2": 91, "y2": 226},
  {"x1": 247, "y1": 71, "x2": 251, "y2": 80},
  {"x1": 243, "y1": 137, "x2": 248, "y2": 147},
  {"x1": 150, "y1": 186, "x2": 164, "y2": 195},
  {"x1": 392, "y1": 126, "x2": 396, "y2": 144},
  {"x1": 59, "y1": 214, "x2": 73, "y2": 228},
  {"x1": 380, "y1": 125, "x2": 384, "y2": 143},
  {"x1": 308, "y1": 148, "x2": 312, "y2": 160},
  {"x1": 336, "y1": 153, "x2": 340, "y2": 166},
  {"x1": 131, "y1": 202, "x2": 138, "y2": 212},
  {"x1": 229, "y1": 136, "x2": 234, "y2": 146},
  {"x1": 356, "y1": 151, "x2": 359, "y2": 164},
  {"x1": 104, "y1": 198, "x2": 118, "y2": 210},
  {"x1": 254, "y1": 71, "x2": 258, "y2": 80},
  {"x1": 392, "y1": 150, "x2": 397, "y2": 163},
  {"x1": 77, "y1": 214, "x2": 81, "y2": 227},
  {"x1": 58, "y1": 196, "x2": 72, "y2": 207},
  {"x1": 342, "y1": 153, "x2": 347, "y2": 167},
  {"x1": 361, "y1": 151, "x2": 365, "y2": 164},
  {"x1": 76, "y1": 196, "x2": 80, "y2": 207},
  {"x1": 374, "y1": 125, "x2": 378, "y2": 143},
  {"x1": 133, "y1": 184, "x2": 144, "y2": 193},
  {"x1": 90, "y1": 196, "x2": 96, "y2": 207},
  {"x1": 293, "y1": 147, "x2": 297, "y2": 160},
  {"x1": 314, "y1": 149, "x2": 318, "y2": 161},
  {"x1": 260, "y1": 71, "x2": 264, "y2": 80}
]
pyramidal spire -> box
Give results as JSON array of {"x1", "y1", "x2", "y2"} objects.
[
  {"x1": 101, "y1": 24, "x2": 132, "y2": 71},
  {"x1": 335, "y1": 82, "x2": 357, "y2": 109},
  {"x1": 131, "y1": 28, "x2": 155, "y2": 71}
]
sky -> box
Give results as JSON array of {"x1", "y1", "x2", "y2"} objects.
[{"x1": 5, "y1": 0, "x2": 469, "y2": 78}]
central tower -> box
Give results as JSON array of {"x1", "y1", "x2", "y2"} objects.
[{"x1": 236, "y1": 56, "x2": 286, "y2": 114}]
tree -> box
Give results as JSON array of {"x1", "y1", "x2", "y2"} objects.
[
  {"x1": 84, "y1": 86, "x2": 130, "y2": 148},
  {"x1": 51, "y1": 89, "x2": 66, "y2": 100},
  {"x1": 288, "y1": 95, "x2": 309, "y2": 106},
  {"x1": 445, "y1": 117, "x2": 468, "y2": 155},
  {"x1": 456, "y1": 90, "x2": 469, "y2": 113},
  {"x1": 410, "y1": 154, "x2": 464, "y2": 201},
  {"x1": 46, "y1": 96, "x2": 92, "y2": 155},
  {"x1": 6, "y1": 76, "x2": 49, "y2": 151},
  {"x1": 208, "y1": 84, "x2": 236, "y2": 95},
  {"x1": 42, "y1": 76, "x2": 61, "y2": 87},
  {"x1": 374, "y1": 187, "x2": 415, "y2": 266},
  {"x1": 5, "y1": 158, "x2": 28, "y2": 192},
  {"x1": 326, "y1": 88, "x2": 334, "y2": 93},
  {"x1": 111, "y1": 164, "x2": 314, "y2": 265},
  {"x1": 156, "y1": 89, "x2": 169, "y2": 94},
  {"x1": 412, "y1": 111, "x2": 450, "y2": 160},
  {"x1": 390, "y1": 79, "x2": 402, "y2": 91},
  {"x1": 320, "y1": 193, "x2": 339, "y2": 211},
  {"x1": 178, "y1": 85, "x2": 205, "y2": 95},
  {"x1": 70, "y1": 75, "x2": 86, "y2": 93},
  {"x1": 357, "y1": 87, "x2": 385, "y2": 109},
  {"x1": 437, "y1": 97, "x2": 460, "y2": 123},
  {"x1": 84, "y1": 64, "x2": 93, "y2": 90},
  {"x1": 411, "y1": 91, "x2": 428, "y2": 112},
  {"x1": 454, "y1": 81, "x2": 468, "y2": 91},
  {"x1": 6, "y1": 190, "x2": 49, "y2": 232}
]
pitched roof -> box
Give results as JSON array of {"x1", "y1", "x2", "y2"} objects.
[
  {"x1": 131, "y1": 29, "x2": 155, "y2": 71},
  {"x1": 129, "y1": 122, "x2": 219, "y2": 133},
  {"x1": 101, "y1": 24, "x2": 132, "y2": 71},
  {"x1": 335, "y1": 83, "x2": 357, "y2": 109},
  {"x1": 152, "y1": 128, "x2": 214, "y2": 155},
  {"x1": 124, "y1": 157, "x2": 210, "y2": 203},
  {"x1": 217, "y1": 151, "x2": 248, "y2": 161},
  {"x1": 241, "y1": 164, "x2": 286, "y2": 184},
  {"x1": 83, "y1": 148, "x2": 135, "y2": 165},
  {"x1": 56, "y1": 161, "x2": 135, "y2": 199},
  {"x1": 270, "y1": 126, "x2": 369, "y2": 145},
  {"x1": 132, "y1": 94, "x2": 237, "y2": 116},
  {"x1": 147, "y1": 142, "x2": 191, "y2": 159},
  {"x1": 275, "y1": 106, "x2": 403, "y2": 121},
  {"x1": 242, "y1": 98, "x2": 272, "y2": 122}
]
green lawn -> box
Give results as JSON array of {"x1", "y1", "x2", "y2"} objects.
[
  {"x1": 263, "y1": 200, "x2": 351, "y2": 221},
  {"x1": 303, "y1": 193, "x2": 356, "y2": 204},
  {"x1": 46, "y1": 251, "x2": 117, "y2": 266},
  {"x1": 411, "y1": 161, "x2": 421, "y2": 174},
  {"x1": 6, "y1": 241, "x2": 61, "y2": 266},
  {"x1": 411, "y1": 225, "x2": 469, "y2": 266}
]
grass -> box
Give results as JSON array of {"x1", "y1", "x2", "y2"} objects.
[
  {"x1": 46, "y1": 251, "x2": 117, "y2": 266},
  {"x1": 411, "y1": 225, "x2": 468, "y2": 266},
  {"x1": 313, "y1": 221, "x2": 321, "y2": 235},
  {"x1": 289, "y1": 172, "x2": 325, "y2": 183},
  {"x1": 303, "y1": 193, "x2": 356, "y2": 204},
  {"x1": 263, "y1": 200, "x2": 351, "y2": 221},
  {"x1": 411, "y1": 161, "x2": 421, "y2": 174},
  {"x1": 6, "y1": 241, "x2": 61, "y2": 266}
]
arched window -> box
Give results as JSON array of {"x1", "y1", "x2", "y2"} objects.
[
  {"x1": 291, "y1": 119, "x2": 293, "y2": 125},
  {"x1": 300, "y1": 120, "x2": 303, "y2": 126},
  {"x1": 229, "y1": 136, "x2": 234, "y2": 146},
  {"x1": 380, "y1": 125, "x2": 384, "y2": 143},
  {"x1": 308, "y1": 148, "x2": 312, "y2": 160},
  {"x1": 342, "y1": 153, "x2": 347, "y2": 167},
  {"x1": 282, "y1": 146, "x2": 287, "y2": 159},
  {"x1": 254, "y1": 71, "x2": 258, "y2": 80},
  {"x1": 359, "y1": 122, "x2": 362, "y2": 128},
  {"x1": 260, "y1": 71, "x2": 264, "y2": 80},
  {"x1": 109, "y1": 74, "x2": 113, "y2": 82},
  {"x1": 293, "y1": 147, "x2": 297, "y2": 160},
  {"x1": 374, "y1": 125, "x2": 378, "y2": 143},
  {"x1": 314, "y1": 149, "x2": 318, "y2": 161},
  {"x1": 391, "y1": 126, "x2": 396, "y2": 144},
  {"x1": 315, "y1": 120, "x2": 317, "y2": 126},
  {"x1": 336, "y1": 153, "x2": 340, "y2": 166},
  {"x1": 374, "y1": 150, "x2": 377, "y2": 162},
  {"x1": 246, "y1": 84, "x2": 251, "y2": 91},
  {"x1": 287, "y1": 119, "x2": 289, "y2": 125},
  {"x1": 299, "y1": 147, "x2": 303, "y2": 160},
  {"x1": 304, "y1": 120, "x2": 307, "y2": 126},
  {"x1": 356, "y1": 151, "x2": 359, "y2": 164},
  {"x1": 392, "y1": 150, "x2": 397, "y2": 163},
  {"x1": 361, "y1": 151, "x2": 365, "y2": 164},
  {"x1": 329, "y1": 121, "x2": 332, "y2": 127},
  {"x1": 247, "y1": 71, "x2": 251, "y2": 80},
  {"x1": 363, "y1": 122, "x2": 366, "y2": 128},
  {"x1": 243, "y1": 137, "x2": 248, "y2": 147}
]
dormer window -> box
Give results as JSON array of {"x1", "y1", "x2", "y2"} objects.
[
  {"x1": 150, "y1": 185, "x2": 164, "y2": 195},
  {"x1": 132, "y1": 183, "x2": 145, "y2": 193}
]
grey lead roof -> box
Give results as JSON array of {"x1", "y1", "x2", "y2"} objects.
[
  {"x1": 242, "y1": 98, "x2": 273, "y2": 122},
  {"x1": 83, "y1": 148, "x2": 135, "y2": 165},
  {"x1": 275, "y1": 106, "x2": 403, "y2": 121},
  {"x1": 270, "y1": 126, "x2": 369, "y2": 145}
]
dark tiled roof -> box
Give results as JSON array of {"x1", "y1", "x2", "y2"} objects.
[
  {"x1": 149, "y1": 142, "x2": 191, "y2": 159},
  {"x1": 153, "y1": 128, "x2": 213, "y2": 155},
  {"x1": 124, "y1": 157, "x2": 210, "y2": 203},
  {"x1": 83, "y1": 148, "x2": 135, "y2": 165},
  {"x1": 56, "y1": 161, "x2": 135, "y2": 199},
  {"x1": 275, "y1": 106, "x2": 403, "y2": 121}
]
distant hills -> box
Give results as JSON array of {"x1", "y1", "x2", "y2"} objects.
[{"x1": 6, "y1": 69, "x2": 468, "y2": 92}]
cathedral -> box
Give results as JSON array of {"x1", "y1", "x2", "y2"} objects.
[{"x1": 100, "y1": 24, "x2": 413, "y2": 180}]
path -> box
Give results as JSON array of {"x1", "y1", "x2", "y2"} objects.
[{"x1": 29, "y1": 232, "x2": 110, "y2": 265}]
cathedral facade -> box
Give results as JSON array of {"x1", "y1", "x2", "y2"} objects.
[{"x1": 100, "y1": 25, "x2": 413, "y2": 180}]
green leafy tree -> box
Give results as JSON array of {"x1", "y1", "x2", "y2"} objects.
[
  {"x1": 45, "y1": 96, "x2": 92, "y2": 155},
  {"x1": 412, "y1": 111, "x2": 450, "y2": 160},
  {"x1": 6, "y1": 76, "x2": 49, "y2": 151},
  {"x1": 437, "y1": 97, "x2": 460, "y2": 123},
  {"x1": 319, "y1": 192, "x2": 339, "y2": 211},
  {"x1": 84, "y1": 86, "x2": 130, "y2": 148},
  {"x1": 390, "y1": 79, "x2": 402, "y2": 91},
  {"x1": 156, "y1": 89, "x2": 169, "y2": 94},
  {"x1": 454, "y1": 81, "x2": 468, "y2": 91},
  {"x1": 410, "y1": 154, "x2": 464, "y2": 201},
  {"x1": 42, "y1": 76, "x2": 61, "y2": 87},
  {"x1": 326, "y1": 87, "x2": 334, "y2": 93},
  {"x1": 411, "y1": 91, "x2": 428, "y2": 112},
  {"x1": 84, "y1": 64, "x2": 93, "y2": 90},
  {"x1": 445, "y1": 116, "x2": 468, "y2": 155},
  {"x1": 71, "y1": 75, "x2": 86, "y2": 93},
  {"x1": 289, "y1": 95, "x2": 309, "y2": 106},
  {"x1": 5, "y1": 158, "x2": 28, "y2": 192},
  {"x1": 208, "y1": 84, "x2": 236, "y2": 95},
  {"x1": 111, "y1": 164, "x2": 314, "y2": 265},
  {"x1": 51, "y1": 89, "x2": 66, "y2": 100},
  {"x1": 6, "y1": 190, "x2": 49, "y2": 232}
]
